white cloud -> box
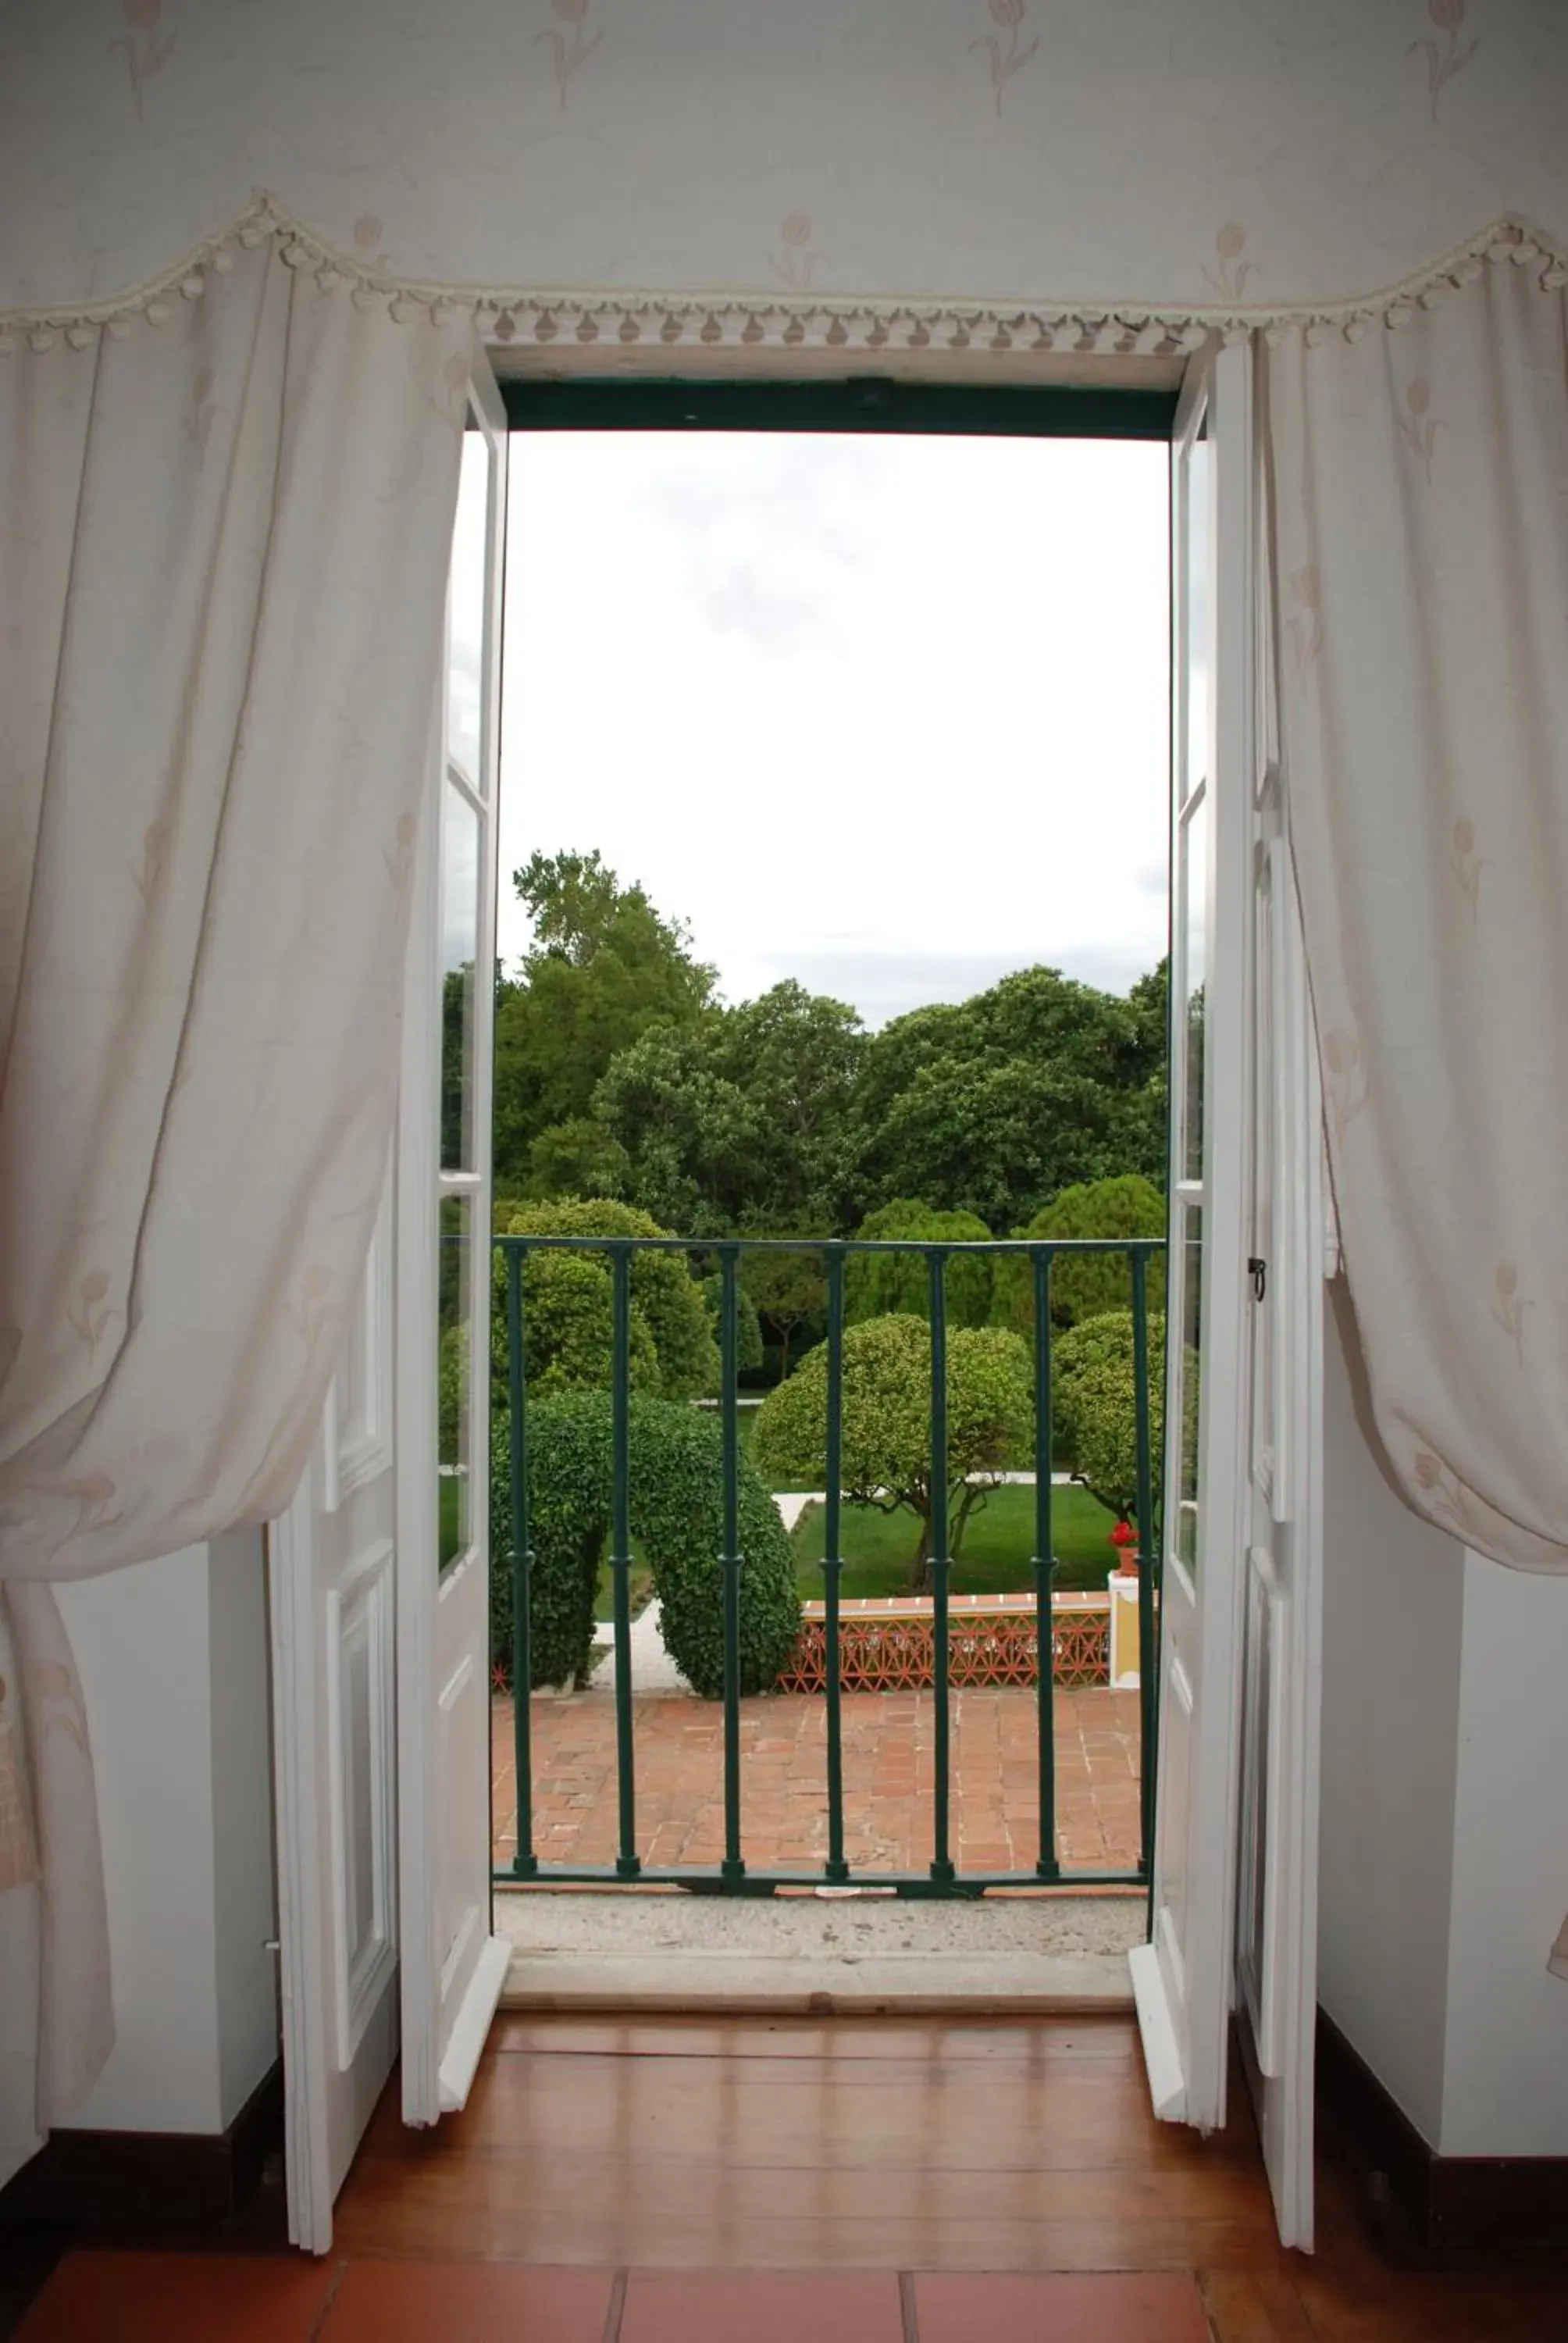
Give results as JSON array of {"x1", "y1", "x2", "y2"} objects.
[{"x1": 487, "y1": 430, "x2": 1170, "y2": 1027}]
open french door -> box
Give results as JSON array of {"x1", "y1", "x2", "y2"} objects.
[
  {"x1": 397, "y1": 351, "x2": 510, "y2": 2126},
  {"x1": 271, "y1": 349, "x2": 508, "y2": 2252},
  {"x1": 269, "y1": 1166, "x2": 399, "y2": 2253},
  {"x1": 1232, "y1": 382, "x2": 1324, "y2": 2248},
  {"x1": 1131, "y1": 335, "x2": 1324, "y2": 2248}
]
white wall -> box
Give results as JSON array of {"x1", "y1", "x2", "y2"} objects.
[
  {"x1": 207, "y1": 1527, "x2": 282, "y2": 2125},
  {"x1": 2, "y1": 0, "x2": 1566, "y2": 313},
  {"x1": 55, "y1": 1536, "x2": 277, "y2": 2137},
  {"x1": 1441, "y1": 1553, "x2": 1568, "y2": 2157},
  {"x1": 1320, "y1": 1284, "x2": 1568, "y2": 2158},
  {"x1": 1318, "y1": 1280, "x2": 1466, "y2": 2147}
]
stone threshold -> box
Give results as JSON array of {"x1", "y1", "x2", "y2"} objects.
[{"x1": 499, "y1": 1946, "x2": 1135, "y2": 2014}]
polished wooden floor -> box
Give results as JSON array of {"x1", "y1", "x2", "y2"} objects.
[
  {"x1": 330, "y1": 2015, "x2": 1566, "y2": 2338},
  {"x1": 14, "y1": 2016, "x2": 1568, "y2": 2339}
]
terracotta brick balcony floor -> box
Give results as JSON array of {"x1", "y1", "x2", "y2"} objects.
[{"x1": 493, "y1": 1685, "x2": 1142, "y2": 1879}]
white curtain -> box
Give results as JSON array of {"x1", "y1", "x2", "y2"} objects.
[
  {"x1": 1269, "y1": 249, "x2": 1568, "y2": 1575},
  {"x1": 0, "y1": 234, "x2": 472, "y2": 2181},
  {"x1": 1269, "y1": 245, "x2": 1568, "y2": 1958}
]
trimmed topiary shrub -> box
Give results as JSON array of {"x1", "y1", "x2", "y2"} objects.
[
  {"x1": 490, "y1": 1393, "x2": 613, "y2": 1690},
  {"x1": 752, "y1": 1312, "x2": 1034, "y2": 1592},
  {"x1": 844, "y1": 1200, "x2": 996, "y2": 1329},
  {"x1": 490, "y1": 1392, "x2": 800, "y2": 1696},
  {"x1": 629, "y1": 1402, "x2": 800, "y2": 1698},
  {"x1": 489, "y1": 1249, "x2": 661, "y2": 1407},
  {"x1": 497, "y1": 1198, "x2": 719, "y2": 1400},
  {"x1": 1053, "y1": 1307, "x2": 1178, "y2": 1532},
  {"x1": 994, "y1": 1174, "x2": 1167, "y2": 1338},
  {"x1": 700, "y1": 1270, "x2": 765, "y2": 1377}
]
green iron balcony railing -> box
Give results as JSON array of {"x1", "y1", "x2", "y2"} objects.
[{"x1": 489, "y1": 1234, "x2": 1165, "y2": 1899}]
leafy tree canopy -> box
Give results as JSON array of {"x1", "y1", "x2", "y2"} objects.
[
  {"x1": 593, "y1": 979, "x2": 866, "y2": 1236},
  {"x1": 849, "y1": 966, "x2": 1166, "y2": 1229},
  {"x1": 497, "y1": 863, "x2": 1171, "y2": 1251},
  {"x1": 736, "y1": 1243, "x2": 829, "y2": 1377},
  {"x1": 493, "y1": 851, "x2": 715, "y2": 1192}
]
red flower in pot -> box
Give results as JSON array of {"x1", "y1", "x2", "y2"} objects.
[{"x1": 1108, "y1": 1521, "x2": 1139, "y2": 1571}]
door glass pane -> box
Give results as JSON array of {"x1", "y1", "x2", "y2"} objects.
[
  {"x1": 441, "y1": 779, "x2": 480, "y2": 1175},
  {"x1": 438, "y1": 1192, "x2": 473, "y2": 1571},
  {"x1": 1252, "y1": 865, "x2": 1275, "y2": 1489},
  {"x1": 1177, "y1": 1200, "x2": 1203, "y2": 1573},
  {"x1": 1182, "y1": 428, "x2": 1210, "y2": 808},
  {"x1": 447, "y1": 428, "x2": 489, "y2": 797},
  {"x1": 1182, "y1": 788, "x2": 1207, "y2": 1183}
]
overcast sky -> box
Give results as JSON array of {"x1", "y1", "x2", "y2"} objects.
[{"x1": 461, "y1": 430, "x2": 1170, "y2": 1030}]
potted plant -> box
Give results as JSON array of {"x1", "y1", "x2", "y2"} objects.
[{"x1": 1108, "y1": 1519, "x2": 1140, "y2": 1577}]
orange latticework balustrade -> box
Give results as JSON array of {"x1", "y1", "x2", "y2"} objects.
[{"x1": 773, "y1": 1592, "x2": 1110, "y2": 1694}]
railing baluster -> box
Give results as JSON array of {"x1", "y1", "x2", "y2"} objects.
[
  {"x1": 1032, "y1": 1246, "x2": 1060, "y2": 1881},
  {"x1": 490, "y1": 1228, "x2": 1164, "y2": 1899},
  {"x1": 1131, "y1": 1249, "x2": 1156, "y2": 1883},
  {"x1": 719, "y1": 1243, "x2": 745, "y2": 1882},
  {"x1": 823, "y1": 1242, "x2": 848, "y2": 1885},
  {"x1": 928, "y1": 1247, "x2": 954, "y2": 1885},
  {"x1": 610, "y1": 1243, "x2": 640, "y2": 1877},
  {"x1": 506, "y1": 1243, "x2": 537, "y2": 1878}
]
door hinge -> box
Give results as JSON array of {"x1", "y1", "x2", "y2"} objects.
[{"x1": 1248, "y1": 1257, "x2": 1267, "y2": 1303}]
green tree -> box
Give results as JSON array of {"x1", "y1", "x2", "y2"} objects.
[
  {"x1": 720, "y1": 982, "x2": 866, "y2": 1229},
  {"x1": 848, "y1": 967, "x2": 1160, "y2": 1230},
  {"x1": 700, "y1": 1271, "x2": 765, "y2": 1377},
  {"x1": 1117, "y1": 958, "x2": 1170, "y2": 1186},
  {"x1": 739, "y1": 1246, "x2": 829, "y2": 1379},
  {"x1": 588, "y1": 1020, "x2": 759, "y2": 1236},
  {"x1": 844, "y1": 1200, "x2": 996, "y2": 1329},
  {"x1": 495, "y1": 1199, "x2": 718, "y2": 1400},
  {"x1": 994, "y1": 1174, "x2": 1167, "y2": 1338},
  {"x1": 752, "y1": 1314, "x2": 1034, "y2": 1592},
  {"x1": 526, "y1": 1116, "x2": 631, "y2": 1201},
  {"x1": 594, "y1": 981, "x2": 866, "y2": 1236},
  {"x1": 1053, "y1": 1308, "x2": 1175, "y2": 1531},
  {"x1": 493, "y1": 851, "x2": 715, "y2": 1193}
]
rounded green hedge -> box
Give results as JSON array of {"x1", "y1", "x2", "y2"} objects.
[
  {"x1": 496, "y1": 1198, "x2": 719, "y2": 1399},
  {"x1": 994, "y1": 1174, "x2": 1167, "y2": 1336},
  {"x1": 1053, "y1": 1307, "x2": 1174, "y2": 1529},
  {"x1": 844, "y1": 1200, "x2": 996, "y2": 1329},
  {"x1": 489, "y1": 1249, "x2": 661, "y2": 1408},
  {"x1": 700, "y1": 1270, "x2": 765, "y2": 1375},
  {"x1": 490, "y1": 1393, "x2": 800, "y2": 1699}
]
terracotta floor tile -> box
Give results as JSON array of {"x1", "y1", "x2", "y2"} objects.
[
  {"x1": 915, "y1": 2270, "x2": 1212, "y2": 2341},
  {"x1": 498, "y1": 1686, "x2": 1142, "y2": 1878},
  {"x1": 321, "y1": 2257, "x2": 613, "y2": 2340},
  {"x1": 622, "y1": 2270, "x2": 903, "y2": 2343},
  {"x1": 16, "y1": 2250, "x2": 337, "y2": 2343}
]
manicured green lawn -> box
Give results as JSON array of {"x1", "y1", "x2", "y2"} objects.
[{"x1": 789, "y1": 1480, "x2": 1123, "y2": 1600}]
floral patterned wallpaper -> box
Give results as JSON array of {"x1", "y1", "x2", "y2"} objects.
[{"x1": 0, "y1": 0, "x2": 1564, "y2": 312}]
